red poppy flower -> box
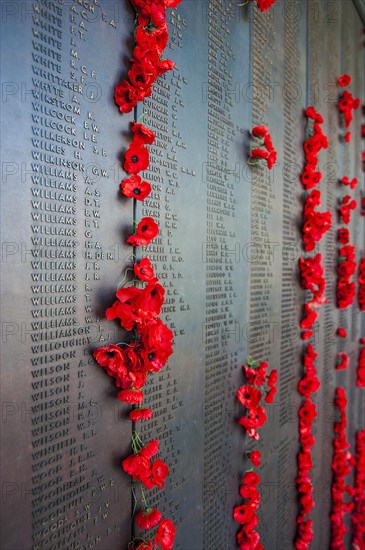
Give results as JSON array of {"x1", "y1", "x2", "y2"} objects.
[
  {"x1": 242, "y1": 471, "x2": 261, "y2": 486},
  {"x1": 264, "y1": 134, "x2": 274, "y2": 152},
  {"x1": 300, "y1": 304, "x2": 318, "y2": 330},
  {"x1": 129, "y1": 60, "x2": 157, "y2": 91},
  {"x1": 151, "y1": 458, "x2": 169, "y2": 489},
  {"x1": 338, "y1": 74, "x2": 351, "y2": 87},
  {"x1": 252, "y1": 125, "x2": 268, "y2": 138},
  {"x1": 251, "y1": 148, "x2": 269, "y2": 160},
  {"x1": 237, "y1": 386, "x2": 262, "y2": 409},
  {"x1": 345, "y1": 131, "x2": 351, "y2": 143},
  {"x1": 239, "y1": 406, "x2": 267, "y2": 430},
  {"x1": 154, "y1": 519, "x2": 176, "y2": 550},
  {"x1": 338, "y1": 228, "x2": 349, "y2": 244},
  {"x1": 135, "y1": 508, "x2": 162, "y2": 530},
  {"x1": 129, "y1": 408, "x2": 153, "y2": 421},
  {"x1": 121, "y1": 174, "x2": 151, "y2": 201},
  {"x1": 139, "y1": 318, "x2": 174, "y2": 356},
  {"x1": 106, "y1": 286, "x2": 142, "y2": 330},
  {"x1": 297, "y1": 376, "x2": 320, "y2": 398},
  {"x1": 114, "y1": 81, "x2": 139, "y2": 113},
  {"x1": 131, "y1": 122, "x2": 156, "y2": 145},
  {"x1": 122, "y1": 454, "x2": 151, "y2": 485},
  {"x1": 118, "y1": 389, "x2": 144, "y2": 404},
  {"x1": 267, "y1": 151, "x2": 277, "y2": 169},
  {"x1": 242, "y1": 361, "x2": 268, "y2": 386},
  {"x1": 305, "y1": 106, "x2": 323, "y2": 122},
  {"x1": 233, "y1": 504, "x2": 255, "y2": 525},
  {"x1": 249, "y1": 450, "x2": 261, "y2": 467},
  {"x1": 126, "y1": 217, "x2": 159, "y2": 247},
  {"x1": 134, "y1": 258, "x2": 156, "y2": 282},
  {"x1": 135, "y1": 25, "x2": 169, "y2": 56},
  {"x1": 140, "y1": 440, "x2": 159, "y2": 459},
  {"x1": 265, "y1": 387, "x2": 277, "y2": 404},
  {"x1": 138, "y1": 281, "x2": 165, "y2": 315},
  {"x1": 93, "y1": 344, "x2": 126, "y2": 373},
  {"x1": 336, "y1": 353, "x2": 349, "y2": 371},
  {"x1": 124, "y1": 143, "x2": 150, "y2": 175},
  {"x1": 267, "y1": 369, "x2": 278, "y2": 387},
  {"x1": 256, "y1": 0, "x2": 277, "y2": 12}
]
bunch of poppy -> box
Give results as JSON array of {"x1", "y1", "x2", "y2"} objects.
[
  {"x1": 339, "y1": 195, "x2": 357, "y2": 225},
  {"x1": 351, "y1": 430, "x2": 365, "y2": 549},
  {"x1": 338, "y1": 90, "x2": 360, "y2": 131},
  {"x1": 300, "y1": 106, "x2": 328, "y2": 191},
  {"x1": 302, "y1": 189, "x2": 332, "y2": 252},
  {"x1": 336, "y1": 245, "x2": 356, "y2": 309},
  {"x1": 234, "y1": 359, "x2": 277, "y2": 549},
  {"x1": 234, "y1": 471, "x2": 264, "y2": 550},
  {"x1": 249, "y1": 0, "x2": 277, "y2": 12},
  {"x1": 130, "y1": 517, "x2": 176, "y2": 550},
  {"x1": 123, "y1": 439, "x2": 169, "y2": 490},
  {"x1": 237, "y1": 359, "x2": 278, "y2": 440},
  {"x1": 358, "y1": 257, "x2": 365, "y2": 311},
  {"x1": 249, "y1": 125, "x2": 277, "y2": 170},
  {"x1": 356, "y1": 338, "x2": 365, "y2": 388},
  {"x1": 114, "y1": 0, "x2": 182, "y2": 114},
  {"x1": 94, "y1": 258, "x2": 174, "y2": 400},
  {"x1": 294, "y1": 344, "x2": 320, "y2": 549},
  {"x1": 330, "y1": 388, "x2": 354, "y2": 550},
  {"x1": 298, "y1": 254, "x2": 327, "y2": 307}
]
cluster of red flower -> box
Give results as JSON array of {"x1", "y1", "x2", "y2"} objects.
[
  {"x1": 294, "y1": 344, "x2": 319, "y2": 549},
  {"x1": 351, "y1": 430, "x2": 365, "y2": 549},
  {"x1": 94, "y1": 261, "x2": 173, "y2": 395},
  {"x1": 249, "y1": 0, "x2": 277, "y2": 11},
  {"x1": 234, "y1": 472, "x2": 263, "y2": 550},
  {"x1": 337, "y1": 245, "x2": 356, "y2": 309},
  {"x1": 336, "y1": 352, "x2": 349, "y2": 371},
  {"x1": 358, "y1": 257, "x2": 365, "y2": 311},
  {"x1": 300, "y1": 106, "x2": 328, "y2": 191},
  {"x1": 340, "y1": 176, "x2": 358, "y2": 190},
  {"x1": 330, "y1": 388, "x2": 354, "y2": 549},
  {"x1": 114, "y1": 0, "x2": 181, "y2": 114},
  {"x1": 237, "y1": 360, "x2": 278, "y2": 440},
  {"x1": 94, "y1": 1, "x2": 181, "y2": 547},
  {"x1": 339, "y1": 194, "x2": 357, "y2": 225},
  {"x1": 234, "y1": 358, "x2": 278, "y2": 549},
  {"x1": 249, "y1": 125, "x2": 277, "y2": 170},
  {"x1": 302, "y1": 190, "x2": 332, "y2": 253},
  {"x1": 357, "y1": 338, "x2": 365, "y2": 388},
  {"x1": 299, "y1": 253, "x2": 327, "y2": 308},
  {"x1": 337, "y1": 74, "x2": 360, "y2": 143}
]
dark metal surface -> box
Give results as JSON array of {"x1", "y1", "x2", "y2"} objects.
[
  {"x1": 1, "y1": 2, "x2": 134, "y2": 549},
  {"x1": 0, "y1": 1, "x2": 364, "y2": 550}
]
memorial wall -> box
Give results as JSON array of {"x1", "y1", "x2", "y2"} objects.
[{"x1": 1, "y1": 1, "x2": 364, "y2": 549}]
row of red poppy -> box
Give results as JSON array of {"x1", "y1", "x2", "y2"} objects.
[
  {"x1": 330, "y1": 388, "x2": 353, "y2": 549},
  {"x1": 93, "y1": 1, "x2": 182, "y2": 549},
  {"x1": 233, "y1": 359, "x2": 278, "y2": 549},
  {"x1": 351, "y1": 429, "x2": 365, "y2": 548},
  {"x1": 295, "y1": 103, "x2": 331, "y2": 549}
]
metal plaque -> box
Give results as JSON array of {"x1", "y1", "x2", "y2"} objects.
[{"x1": 1, "y1": 1, "x2": 364, "y2": 550}]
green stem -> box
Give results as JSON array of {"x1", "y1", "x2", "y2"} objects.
[{"x1": 140, "y1": 485, "x2": 148, "y2": 509}]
